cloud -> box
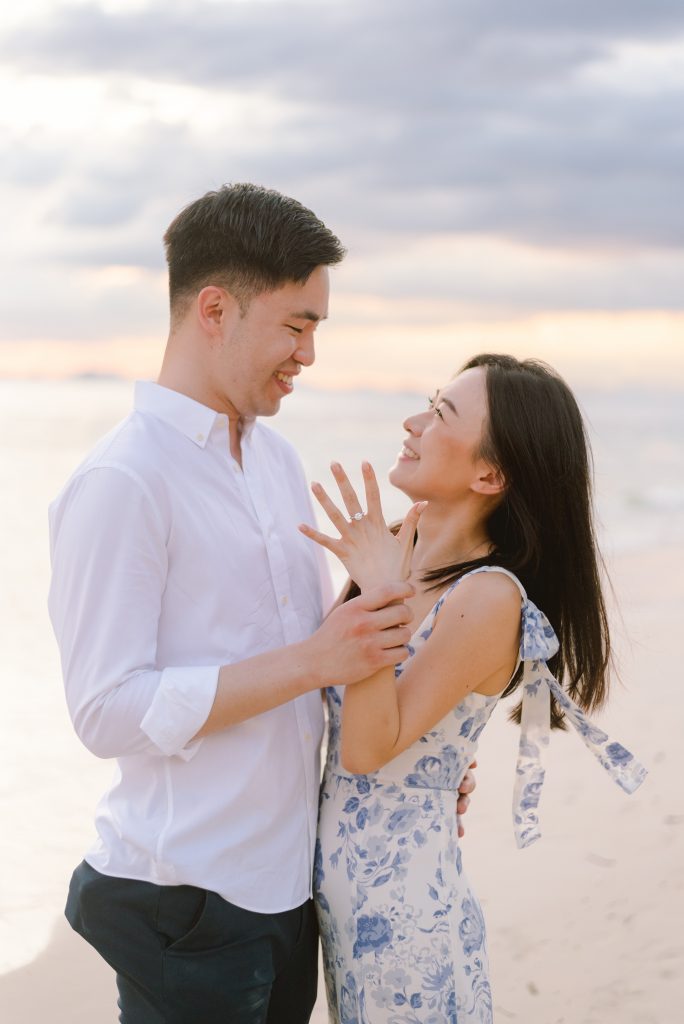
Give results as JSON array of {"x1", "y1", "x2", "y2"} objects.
[
  {"x1": 2, "y1": 0, "x2": 683, "y2": 252},
  {"x1": 5, "y1": 1, "x2": 684, "y2": 88},
  {"x1": 0, "y1": 0, "x2": 683, "y2": 351}
]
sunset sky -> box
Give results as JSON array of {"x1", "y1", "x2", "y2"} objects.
[{"x1": 1, "y1": 0, "x2": 683, "y2": 390}]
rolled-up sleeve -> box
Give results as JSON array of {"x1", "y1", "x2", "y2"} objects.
[
  {"x1": 141, "y1": 664, "x2": 218, "y2": 759},
  {"x1": 48, "y1": 464, "x2": 219, "y2": 760}
]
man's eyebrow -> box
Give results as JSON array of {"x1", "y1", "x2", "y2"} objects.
[{"x1": 288, "y1": 310, "x2": 328, "y2": 323}]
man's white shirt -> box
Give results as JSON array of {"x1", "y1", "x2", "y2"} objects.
[{"x1": 48, "y1": 381, "x2": 331, "y2": 913}]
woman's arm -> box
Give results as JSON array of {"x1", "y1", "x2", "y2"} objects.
[
  {"x1": 299, "y1": 461, "x2": 520, "y2": 774},
  {"x1": 340, "y1": 571, "x2": 520, "y2": 773}
]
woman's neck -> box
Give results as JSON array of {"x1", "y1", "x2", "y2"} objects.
[{"x1": 409, "y1": 501, "x2": 491, "y2": 585}]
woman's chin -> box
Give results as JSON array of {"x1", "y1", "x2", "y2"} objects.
[
  {"x1": 388, "y1": 463, "x2": 419, "y2": 499},
  {"x1": 388, "y1": 462, "x2": 404, "y2": 488}
]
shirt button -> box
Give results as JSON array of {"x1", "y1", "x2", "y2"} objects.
[
  {"x1": 281, "y1": 595, "x2": 289, "y2": 606},
  {"x1": 196, "y1": 432, "x2": 205, "y2": 442}
]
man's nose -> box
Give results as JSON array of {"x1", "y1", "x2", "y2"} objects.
[{"x1": 295, "y1": 331, "x2": 316, "y2": 368}]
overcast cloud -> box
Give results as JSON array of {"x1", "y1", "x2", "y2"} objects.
[{"x1": 1, "y1": 0, "x2": 683, "y2": 346}]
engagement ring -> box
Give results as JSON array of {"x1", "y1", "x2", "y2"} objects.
[{"x1": 350, "y1": 512, "x2": 364, "y2": 522}]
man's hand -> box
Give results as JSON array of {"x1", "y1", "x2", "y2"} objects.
[
  {"x1": 195, "y1": 580, "x2": 415, "y2": 738},
  {"x1": 457, "y1": 760, "x2": 477, "y2": 839},
  {"x1": 307, "y1": 580, "x2": 415, "y2": 688}
]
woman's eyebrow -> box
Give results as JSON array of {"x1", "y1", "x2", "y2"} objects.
[{"x1": 436, "y1": 390, "x2": 458, "y2": 416}]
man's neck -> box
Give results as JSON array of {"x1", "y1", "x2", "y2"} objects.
[
  {"x1": 158, "y1": 348, "x2": 246, "y2": 465},
  {"x1": 228, "y1": 416, "x2": 243, "y2": 466}
]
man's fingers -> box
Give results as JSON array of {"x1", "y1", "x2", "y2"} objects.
[
  {"x1": 377, "y1": 643, "x2": 411, "y2": 666},
  {"x1": 376, "y1": 625, "x2": 413, "y2": 649},
  {"x1": 458, "y1": 768, "x2": 477, "y2": 796},
  {"x1": 366, "y1": 602, "x2": 414, "y2": 631},
  {"x1": 456, "y1": 794, "x2": 470, "y2": 815},
  {"x1": 358, "y1": 580, "x2": 415, "y2": 610}
]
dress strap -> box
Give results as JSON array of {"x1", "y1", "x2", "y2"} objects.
[
  {"x1": 513, "y1": 600, "x2": 648, "y2": 849},
  {"x1": 447, "y1": 564, "x2": 529, "y2": 600},
  {"x1": 429, "y1": 564, "x2": 527, "y2": 619}
]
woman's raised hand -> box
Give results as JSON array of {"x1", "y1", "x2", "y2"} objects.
[{"x1": 298, "y1": 461, "x2": 426, "y2": 591}]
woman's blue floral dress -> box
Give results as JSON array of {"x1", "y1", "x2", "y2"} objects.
[{"x1": 315, "y1": 567, "x2": 647, "y2": 1024}]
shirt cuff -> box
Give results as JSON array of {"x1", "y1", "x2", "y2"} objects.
[{"x1": 140, "y1": 665, "x2": 220, "y2": 760}]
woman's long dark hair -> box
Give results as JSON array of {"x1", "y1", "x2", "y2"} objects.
[{"x1": 347, "y1": 353, "x2": 611, "y2": 729}]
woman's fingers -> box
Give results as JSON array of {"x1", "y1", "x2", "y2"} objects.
[
  {"x1": 325, "y1": 461, "x2": 389, "y2": 527},
  {"x1": 361, "y1": 461, "x2": 384, "y2": 522},
  {"x1": 310, "y1": 481, "x2": 350, "y2": 534},
  {"x1": 298, "y1": 522, "x2": 341, "y2": 554},
  {"x1": 394, "y1": 502, "x2": 427, "y2": 577},
  {"x1": 330, "y1": 462, "x2": 364, "y2": 519},
  {"x1": 396, "y1": 501, "x2": 427, "y2": 547}
]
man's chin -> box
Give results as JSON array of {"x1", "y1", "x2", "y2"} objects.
[
  {"x1": 249, "y1": 397, "x2": 281, "y2": 420},
  {"x1": 260, "y1": 397, "x2": 282, "y2": 417}
]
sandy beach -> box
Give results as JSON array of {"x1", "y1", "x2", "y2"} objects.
[
  {"x1": 1, "y1": 542, "x2": 681, "y2": 1023},
  {"x1": 1, "y1": 378, "x2": 682, "y2": 1023},
  {"x1": 1, "y1": 0, "x2": 684, "y2": 1009}
]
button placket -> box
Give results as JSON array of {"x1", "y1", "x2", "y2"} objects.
[
  {"x1": 242, "y1": 450, "x2": 299, "y2": 643},
  {"x1": 293, "y1": 694, "x2": 321, "y2": 885}
]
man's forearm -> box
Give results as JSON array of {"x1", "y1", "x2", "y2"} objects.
[
  {"x1": 196, "y1": 581, "x2": 415, "y2": 738},
  {"x1": 195, "y1": 639, "x2": 322, "y2": 737}
]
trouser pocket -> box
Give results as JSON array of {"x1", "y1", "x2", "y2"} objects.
[{"x1": 154, "y1": 882, "x2": 208, "y2": 950}]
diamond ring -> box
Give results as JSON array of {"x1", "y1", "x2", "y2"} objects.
[{"x1": 350, "y1": 512, "x2": 364, "y2": 522}]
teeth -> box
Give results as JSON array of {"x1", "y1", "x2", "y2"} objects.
[
  {"x1": 401, "y1": 445, "x2": 419, "y2": 460},
  {"x1": 275, "y1": 372, "x2": 293, "y2": 385}
]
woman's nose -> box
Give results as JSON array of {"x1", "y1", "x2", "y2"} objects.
[{"x1": 403, "y1": 411, "x2": 427, "y2": 435}]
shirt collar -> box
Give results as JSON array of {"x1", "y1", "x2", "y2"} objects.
[{"x1": 134, "y1": 381, "x2": 226, "y2": 449}]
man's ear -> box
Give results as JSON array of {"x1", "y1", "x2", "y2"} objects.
[
  {"x1": 196, "y1": 286, "x2": 241, "y2": 340},
  {"x1": 472, "y1": 460, "x2": 506, "y2": 497}
]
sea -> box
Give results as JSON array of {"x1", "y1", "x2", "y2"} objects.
[{"x1": 0, "y1": 376, "x2": 682, "y2": 974}]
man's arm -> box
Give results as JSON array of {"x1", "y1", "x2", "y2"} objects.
[
  {"x1": 195, "y1": 584, "x2": 414, "y2": 737},
  {"x1": 49, "y1": 465, "x2": 414, "y2": 760}
]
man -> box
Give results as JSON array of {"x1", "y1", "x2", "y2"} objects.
[{"x1": 49, "y1": 184, "x2": 474, "y2": 1023}]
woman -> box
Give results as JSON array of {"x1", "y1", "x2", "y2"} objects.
[{"x1": 299, "y1": 354, "x2": 647, "y2": 1024}]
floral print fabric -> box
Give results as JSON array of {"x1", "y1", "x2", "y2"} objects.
[{"x1": 315, "y1": 566, "x2": 647, "y2": 1023}]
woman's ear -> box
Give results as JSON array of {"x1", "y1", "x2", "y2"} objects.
[{"x1": 472, "y1": 461, "x2": 506, "y2": 497}]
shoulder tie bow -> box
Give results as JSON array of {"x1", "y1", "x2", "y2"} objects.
[{"x1": 513, "y1": 600, "x2": 648, "y2": 849}]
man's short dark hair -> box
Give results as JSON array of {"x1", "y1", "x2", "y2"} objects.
[{"x1": 163, "y1": 183, "x2": 346, "y2": 318}]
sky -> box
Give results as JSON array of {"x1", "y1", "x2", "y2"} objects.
[{"x1": 1, "y1": 0, "x2": 683, "y2": 390}]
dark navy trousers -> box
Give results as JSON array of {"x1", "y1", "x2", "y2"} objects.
[{"x1": 65, "y1": 860, "x2": 318, "y2": 1024}]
